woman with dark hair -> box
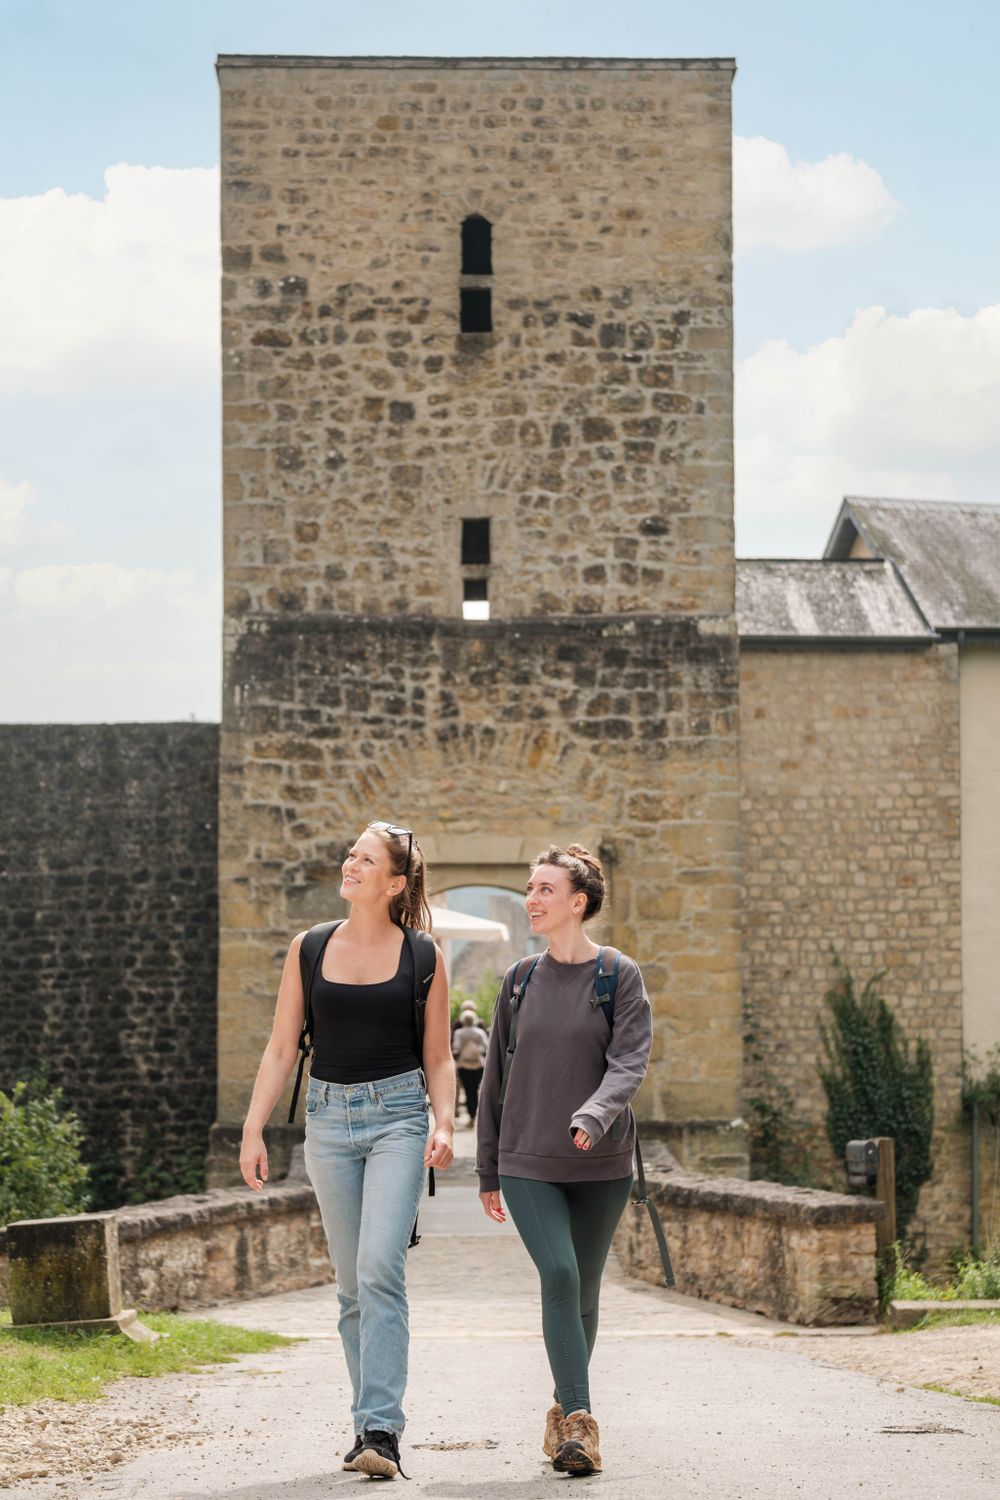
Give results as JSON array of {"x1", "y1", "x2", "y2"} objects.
[
  {"x1": 240, "y1": 821, "x2": 454, "y2": 1481},
  {"x1": 477, "y1": 843, "x2": 652, "y2": 1478}
]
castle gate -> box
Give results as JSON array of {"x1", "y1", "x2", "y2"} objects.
[{"x1": 212, "y1": 55, "x2": 743, "y2": 1178}]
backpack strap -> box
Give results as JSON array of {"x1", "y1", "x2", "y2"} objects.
[
  {"x1": 288, "y1": 920, "x2": 343, "y2": 1125},
  {"x1": 498, "y1": 954, "x2": 542, "y2": 1111},
  {"x1": 405, "y1": 926, "x2": 437, "y2": 1067},
  {"x1": 404, "y1": 927, "x2": 438, "y2": 1238},
  {"x1": 593, "y1": 946, "x2": 620, "y2": 1028}
]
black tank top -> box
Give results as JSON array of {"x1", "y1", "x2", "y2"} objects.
[{"x1": 309, "y1": 933, "x2": 421, "y2": 1085}]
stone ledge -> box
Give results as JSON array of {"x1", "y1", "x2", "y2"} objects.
[
  {"x1": 888, "y1": 1299, "x2": 1000, "y2": 1330},
  {"x1": 654, "y1": 1170, "x2": 884, "y2": 1227},
  {"x1": 0, "y1": 1180, "x2": 330, "y2": 1314},
  {"x1": 216, "y1": 55, "x2": 737, "y2": 74},
  {"x1": 115, "y1": 1181, "x2": 316, "y2": 1241},
  {"x1": 617, "y1": 1166, "x2": 881, "y2": 1326}
]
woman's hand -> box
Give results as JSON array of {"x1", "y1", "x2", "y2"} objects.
[
  {"x1": 480, "y1": 1190, "x2": 506, "y2": 1223},
  {"x1": 240, "y1": 1130, "x2": 268, "y2": 1191},
  {"x1": 573, "y1": 1128, "x2": 592, "y2": 1151},
  {"x1": 425, "y1": 1126, "x2": 454, "y2": 1170}
]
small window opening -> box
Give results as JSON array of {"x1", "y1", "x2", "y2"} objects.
[
  {"x1": 463, "y1": 577, "x2": 490, "y2": 621},
  {"x1": 460, "y1": 287, "x2": 492, "y2": 334},
  {"x1": 462, "y1": 518, "x2": 491, "y2": 566},
  {"x1": 461, "y1": 215, "x2": 492, "y2": 275}
]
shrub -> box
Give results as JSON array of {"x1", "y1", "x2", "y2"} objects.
[
  {"x1": 0, "y1": 1078, "x2": 90, "y2": 1226},
  {"x1": 952, "y1": 1252, "x2": 1000, "y2": 1300},
  {"x1": 818, "y1": 956, "x2": 934, "y2": 1241}
]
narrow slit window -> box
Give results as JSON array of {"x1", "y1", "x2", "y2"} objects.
[
  {"x1": 463, "y1": 577, "x2": 489, "y2": 621},
  {"x1": 460, "y1": 288, "x2": 492, "y2": 334},
  {"x1": 462, "y1": 518, "x2": 491, "y2": 566},
  {"x1": 461, "y1": 215, "x2": 492, "y2": 275}
]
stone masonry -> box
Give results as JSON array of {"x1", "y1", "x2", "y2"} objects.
[
  {"x1": 214, "y1": 56, "x2": 742, "y2": 1171},
  {"x1": 0, "y1": 725, "x2": 219, "y2": 1208},
  {"x1": 739, "y1": 646, "x2": 966, "y2": 1261}
]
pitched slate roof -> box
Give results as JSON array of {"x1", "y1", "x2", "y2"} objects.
[
  {"x1": 736, "y1": 559, "x2": 934, "y2": 642},
  {"x1": 824, "y1": 497, "x2": 1000, "y2": 632}
]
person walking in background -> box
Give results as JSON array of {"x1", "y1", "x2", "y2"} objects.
[
  {"x1": 451, "y1": 1004, "x2": 489, "y2": 1125},
  {"x1": 239, "y1": 821, "x2": 455, "y2": 1482},
  {"x1": 476, "y1": 843, "x2": 652, "y2": 1478}
]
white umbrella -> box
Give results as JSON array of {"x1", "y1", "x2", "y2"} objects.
[{"x1": 428, "y1": 906, "x2": 510, "y2": 943}]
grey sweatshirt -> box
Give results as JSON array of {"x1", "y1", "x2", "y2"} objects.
[{"x1": 476, "y1": 950, "x2": 653, "y2": 1191}]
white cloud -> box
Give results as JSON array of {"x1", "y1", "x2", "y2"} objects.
[
  {"x1": 2, "y1": 560, "x2": 220, "y2": 720},
  {"x1": 736, "y1": 303, "x2": 1000, "y2": 555},
  {"x1": 0, "y1": 479, "x2": 37, "y2": 549},
  {"x1": 734, "y1": 135, "x2": 900, "y2": 255},
  {"x1": 14, "y1": 561, "x2": 212, "y2": 612},
  {"x1": 0, "y1": 164, "x2": 219, "y2": 395}
]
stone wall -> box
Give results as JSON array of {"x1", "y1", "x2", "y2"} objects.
[
  {"x1": 218, "y1": 56, "x2": 735, "y2": 623},
  {"x1": 616, "y1": 1164, "x2": 881, "y2": 1325},
  {"x1": 216, "y1": 614, "x2": 742, "y2": 1145},
  {"x1": 215, "y1": 56, "x2": 743, "y2": 1164},
  {"x1": 0, "y1": 725, "x2": 219, "y2": 1208},
  {"x1": 0, "y1": 1183, "x2": 329, "y2": 1313},
  {"x1": 739, "y1": 646, "x2": 966, "y2": 1261},
  {"x1": 116, "y1": 1181, "x2": 329, "y2": 1310}
]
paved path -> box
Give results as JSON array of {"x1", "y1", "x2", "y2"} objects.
[{"x1": 3, "y1": 1145, "x2": 1000, "y2": 1498}]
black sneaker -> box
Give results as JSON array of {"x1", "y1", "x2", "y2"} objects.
[
  {"x1": 342, "y1": 1434, "x2": 364, "y2": 1470},
  {"x1": 349, "y1": 1429, "x2": 408, "y2": 1480}
]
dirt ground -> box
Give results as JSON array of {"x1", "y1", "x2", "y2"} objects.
[
  {"x1": 741, "y1": 1323, "x2": 1000, "y2": 1405},
  {"x1": 0, "y1": 1379, "x2": 200, "y2": 1488}
]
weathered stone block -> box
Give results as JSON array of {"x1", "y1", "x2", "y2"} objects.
[{"x1": 9, "y1": 1212, "x2": 122, "y2": 1326}]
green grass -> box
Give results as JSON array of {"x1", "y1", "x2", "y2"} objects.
[
  {"x1": 0, "y1": 1307, "x2": 296, "y2": 1409},
  {"x1": 922, "y1": 1383, "x2": 1000, "y2": 1408},
  {"x1": 899, "y1": 1308, "x2": 1000, "y2": 1333}
]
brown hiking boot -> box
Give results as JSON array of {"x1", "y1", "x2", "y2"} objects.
[
  {"x1": 542, "y1": 1402, "x2": 565, "y2": 1459},
  {"x1": 554, "y1": 1409, "x2": 602, "y2": 1475}
]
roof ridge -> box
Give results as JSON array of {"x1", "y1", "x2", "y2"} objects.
[{"x1": 845, "y1": 495, "x2": 1000, "y2": 512}]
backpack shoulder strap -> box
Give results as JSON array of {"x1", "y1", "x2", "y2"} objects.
[
  {"x1": 498, "y1": 953, "x2": 542, "y2": 1111},
  {"x1": 404, "y1": 927, "x2": 437, "y2": 1058},
  {"x1": 403, "y1": 927, "x2": 438, "y2": 1230},
  {"x1": 593, "y1": 946, "x2": 621, "y2": 1029},
  {"x1": 288, "y1": 920, "x2": 342, "y2": 1124}
]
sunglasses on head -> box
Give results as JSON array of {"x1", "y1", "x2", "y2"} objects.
[{"x1": 367, "y1": 820, "x2": 414, "y2": 877}]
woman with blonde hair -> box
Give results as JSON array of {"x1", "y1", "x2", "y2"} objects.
[
  {"x1": 477, "y1": 842, "x2": 652, "y2": 1478},
  {"x1": 240, "y1": 820, "x2": 455, "y2": 1481}
]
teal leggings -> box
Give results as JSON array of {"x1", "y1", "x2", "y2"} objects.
[{"x1": 499, "y1": 1173, "x2": 633, "y2": 1416}]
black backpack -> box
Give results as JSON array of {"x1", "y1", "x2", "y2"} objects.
[
  {"x1": 498, "y1": 947, "x2": 675, "y2": 1287},
  {"x1": 289, "y1": 919, "x2": 438, "y2": 1246}
]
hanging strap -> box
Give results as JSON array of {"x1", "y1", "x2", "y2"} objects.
[{"x1": 633, "y1": 1135, "x2": 676, "y2": 1287}]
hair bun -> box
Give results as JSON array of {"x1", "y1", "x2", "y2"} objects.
[{"x1": 565, "y1": 842, "x2": 602, "y2": 874}]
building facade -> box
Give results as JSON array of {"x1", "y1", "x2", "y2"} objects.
[{"x1": 212, "y1": 54, "x2": 745, "y2": 1177}]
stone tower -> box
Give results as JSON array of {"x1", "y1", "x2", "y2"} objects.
[{"x1": 212, "y1": 55, "x2": 743, "y2": 1178}]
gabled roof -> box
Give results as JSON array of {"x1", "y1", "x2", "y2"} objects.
[
  {"x1": 736, "y1": 559, "x2": 934, "y2": 643},
  {"x1": 824, "y1": 497, "x2": 1000, "y2": 632}
]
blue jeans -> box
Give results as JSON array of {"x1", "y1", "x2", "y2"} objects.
[{"x1": 303, "y1": 1068, "x2": 428, "y2": 1437}]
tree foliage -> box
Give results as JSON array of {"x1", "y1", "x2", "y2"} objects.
[
  {"x1": 818, "y1": 957, "x2": 934, "y2": 1240},
  {"x1": 0, "y1": 1077, "x2": 91, "y2": 1226}
]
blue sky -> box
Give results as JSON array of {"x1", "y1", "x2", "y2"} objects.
[{"x1": 1, "y1": 0, "x2": 998, "y2": 718}]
